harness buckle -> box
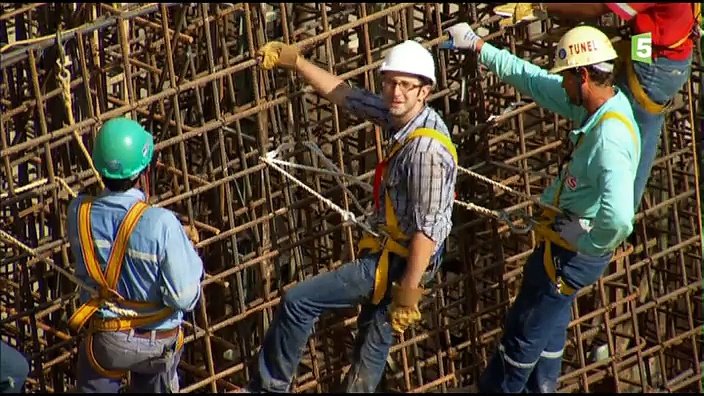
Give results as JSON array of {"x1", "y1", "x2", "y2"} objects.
[{"x1": 552, "y1": 255, "x2": 565, "y2": 295}]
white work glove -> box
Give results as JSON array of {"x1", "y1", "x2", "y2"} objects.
[
  {"x1": 440, "y1": 23, "x2": 482, "y2": 52},
  {"x1": 556, "y1": 213, "x2": 591, "y2": 248}
]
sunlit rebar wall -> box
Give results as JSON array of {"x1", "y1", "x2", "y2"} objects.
[{"x1": 0, "y1": 3, "x2": 701, "y2": 393}]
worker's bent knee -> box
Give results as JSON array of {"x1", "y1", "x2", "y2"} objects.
[{"x1": 275, "y1": 284, "x2": 330, "y2": 330}]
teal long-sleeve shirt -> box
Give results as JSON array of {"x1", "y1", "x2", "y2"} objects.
[
  {"x1": 67, "y1": 188, "x2": 204, "y2": 330},
  {"x1": 478, "y1": 44, "x2": 641, "y2": 256}
]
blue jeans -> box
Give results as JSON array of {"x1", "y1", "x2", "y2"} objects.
[
  {"x1": 478, "y1": 243, "x2": 612, "y2": 393},
  {"x1": 250, "y1": 244, "x2": 444, "y2": 393},
  {"x1": 615, "y1": 54, "x2": 692, "y2": 209},
  {"x1": 0, "y1": 341, "x2": 29, "y2": 394}
]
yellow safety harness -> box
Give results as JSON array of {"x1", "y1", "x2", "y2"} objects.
[
  {"x1": 614, "y1": 3, "x2": 700, "y2": 115},
  {"x1": 68, "y1": 198, "x2": 184, "y2": 379},
  {"x1": 533, "y1": 111, "x2": 638, "y2": 295},
  {"x1": 357, "y1": 128, "x2": 458, "y2": 305}
]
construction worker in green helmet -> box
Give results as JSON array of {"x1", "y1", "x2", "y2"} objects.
[{"x1": 66, "y1": 117, "x2": 203, "y2": 393}]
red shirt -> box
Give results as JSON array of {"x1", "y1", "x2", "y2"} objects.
[{"x1": 606, "y1": 3, "x2": 695, "y2": 60}]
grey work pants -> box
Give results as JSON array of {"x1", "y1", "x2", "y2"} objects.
[{"x1": 76, "y1": 329, "x2": 182, "y2": 393}]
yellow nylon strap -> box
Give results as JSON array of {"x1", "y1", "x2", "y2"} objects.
[
  {"x1": 87, "y1": 307, "x2": 177, "y2": 332},
  {"x1": 614, "y1": 40, "x2": 671, "y2": 115},
  {"x1": 68, "y1": 200, "x2": 173, "y2": 332},
  {"x1": 668, "y1": 4, "x2": 700, "y2": 50},
  {"x1": 76, "y1": 198, "x2": 109, "y2": 290},
  {"x1": 408, "y1": 128, "x2": 459, "y2": 163},
  {"x1": 358, "y1": 128, "x2": 458, "y2": 305},
  {"x1": 535, "y1": 111, "x2": 637, "y2": 295},
  {"x1": 105, "y1": 202, "x2": 150, "y2": 288},
  {"x1": 86, "y1": 333, "x2": 126, "y2": 379}
]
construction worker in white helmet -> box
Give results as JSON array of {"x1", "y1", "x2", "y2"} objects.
[
  {"x1": 67, "y1": 117, "x2": 204, "y2": 392},
  {"x1": 442, "y1": 23, "x2": 640, "y2": 392},
  {"x1": 238, "y1": 39, "x2": 458, "y2": 393}
]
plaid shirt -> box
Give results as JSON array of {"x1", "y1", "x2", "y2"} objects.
[{"x1": 344, "y1": 87, "x2": 457, "y2": 253}]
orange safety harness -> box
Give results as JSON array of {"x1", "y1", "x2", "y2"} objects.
[
  {"x1": 534, "y1": 111, "x2": 638, "y2": 295},
  {"x1": 359, "y1": 128, "x2": 458, "y2": 305},
  {"x1": 68, "y1": 198, "x2": 184, "y2": 379}
]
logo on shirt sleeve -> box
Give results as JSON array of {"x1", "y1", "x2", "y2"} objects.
[{"x1": 565, "y1": 171, "x2": 578, "y2": 190}]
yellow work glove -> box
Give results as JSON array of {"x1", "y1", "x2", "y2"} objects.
[
  {"x1": 388, "y1": 283, "x2": 423, "y2": 334},
  {"x1": 256, "y1": 42, "x2": 300, "y2": 70},
  {"x1": 493, "y1": 3, "x2": 540, "y2": 26},
  {"x1": 183, "y1": 224, "x2": 199, "y2": 247}
]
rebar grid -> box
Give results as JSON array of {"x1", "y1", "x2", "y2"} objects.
[{"x1": 0, "y1": 3, "x2": 701, "y2": 393}]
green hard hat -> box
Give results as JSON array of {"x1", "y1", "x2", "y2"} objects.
[{"x1": 92, "y1": 117, "x2": 154, "y2": 180}]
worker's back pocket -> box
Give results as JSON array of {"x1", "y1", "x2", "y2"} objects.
[{"x1": 90, "y1": 330, "x2": 180, "y2": 374}]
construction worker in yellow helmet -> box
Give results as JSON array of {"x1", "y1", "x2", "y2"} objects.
[
  {"x1": 443, "y1": 23, "x2": 640, "y2": 392},
  {"x1": 67, "y1": 117, "x2": 204, "y2": 392},
  {"x1": 237, "y1": 39, "x2": 458, "y2": 393},
  {"x1": 495, "y1": 2, "x2": 698, "y2": 210}
]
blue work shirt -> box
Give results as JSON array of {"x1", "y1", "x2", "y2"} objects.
[
  {"x1": 479, "y1": 44, "x2": 641, "y2": 256},
  {"x1": 67, "y1": 188, "x2": 204, "y2": 330}
]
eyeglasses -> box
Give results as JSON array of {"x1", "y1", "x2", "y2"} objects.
[{"x1": 381, "y1": 79, "x2": 423, "y2": 94}]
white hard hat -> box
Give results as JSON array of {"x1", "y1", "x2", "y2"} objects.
[
  {"x1": 379, "y1": 40, "x2": 436, "y2": 85},
  {"x1": 549, "y1": 25, "x2": 618, "y2": 74}
]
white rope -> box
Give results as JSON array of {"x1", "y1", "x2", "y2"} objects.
[
  {"x1": 0, "y1": 229, "x2": 140, "y2": 317},
  {"x1": 267, "y1": 141, "x2": 373, "y2": 216},
  {"x1": 260, "y1": 140, "x2": 557, "y2": 236},
  {"x1": 260, "y1": 152, "x2": 380, "y2": 238},
  {"x1": 457, "y1": 165, "x2": 564, "y2": 215}
]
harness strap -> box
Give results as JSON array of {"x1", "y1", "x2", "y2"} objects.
[
  {"x1": 68, "y1": 199, "x2": 175, "y2": 333},
  {"x1": 535, "y1": 111, "x2": 638, "y2": 296},
  {"x1": 616, "y1": 3, "x2": 699, "y2": 116},
  {"x1": 612, "y1": 40, "x2": 674, "y2": 115},
  {"x1": 360, "y1": 128, "x2": 458, "y2": 305}
]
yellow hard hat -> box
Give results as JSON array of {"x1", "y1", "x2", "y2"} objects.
[{"x1": 549, "y1": 25, "x2": 618, "y2": 74}]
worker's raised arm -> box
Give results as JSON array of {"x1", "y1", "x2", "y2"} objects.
[
  {"x1": 442, "y1": 23, "x2": 584, "y2": 122},
  {"x1": 575, "y1": 121, "x2": 639, "y2": 256},
  {"x1": 157, "y1": 211, "x2": 204, "y2": 312},
  {"x1": 542, "y1": 3, "x2": 610, "y2": 19},
  {"x1": 256, "y1": 42, "x2": 390, "y2": 128},
  {"x1": 542, "y1": 3, "x2": 655, "y2": 20}
]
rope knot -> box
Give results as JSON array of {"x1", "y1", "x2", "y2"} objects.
[{"x1": 341, "y1": 211, "x2": 356, "y2": 224}]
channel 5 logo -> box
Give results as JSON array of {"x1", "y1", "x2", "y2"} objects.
[{"x1": 631, "y1": 32, "x2": 652, "y2": 64}]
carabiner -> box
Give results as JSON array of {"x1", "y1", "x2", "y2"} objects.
[{"x1": 498, "y1": 209, "x2": 536, "y2": 235}]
